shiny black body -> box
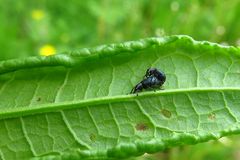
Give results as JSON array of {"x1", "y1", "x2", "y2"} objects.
[
  {"x1": 131, "y1": 68, "x2": 166, "y2": 94},
  {"x1": 145, "y1": 68, "x2": 166, "y2": 81}
]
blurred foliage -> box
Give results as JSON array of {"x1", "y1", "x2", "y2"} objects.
[
  {"x1": 135, "y1": 135, "x2": 240, "y2": 160},
  {"x1": 1, "y1": 0, "x2": 240, "y2": 159},
  {"x1": 0, "y1": 0, "x2": 240, "y2": 60}
]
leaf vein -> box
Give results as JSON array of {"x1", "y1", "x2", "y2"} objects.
[
  {"x1": 221, "y1": 92, "x2": 238, "y2": 122},
  {"x1": 54, "y1": 69, "x2": 71, "y2": 102},
  {"x1": 60, "y1": 111, "x2": 91, "y2": 149},
  {"x1": 20, "y1": 117, "x2": 37, "y2": 156},
  {"x1": 109, "y1": 103, "x2": 120, "y2": 142}
]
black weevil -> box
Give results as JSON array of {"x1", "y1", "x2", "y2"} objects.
[{"x1": 130, "y1": 68, "x2": 166, "y2": 94}]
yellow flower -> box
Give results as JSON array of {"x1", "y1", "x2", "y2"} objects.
[
  {"x1": 31, "y1": 9, "x2": 45, "y2": 21},
  {"x1": 39, "y1": 45, "x2": 56, "y2": 56}
]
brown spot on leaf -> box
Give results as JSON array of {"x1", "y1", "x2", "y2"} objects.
[
  {"x1": 37, "y1": 97, "x2": 41, "y2": 102},
  {"x1": 89, "y1": 133, "x2": 96, "y2": 142},
  {"x1": 161, "y1": 109, "x2": 172, "y2": 118},
  {"x1": 135, "y1": 123, "x2": 148, "y2": 131},
  {"x1": 208, "y1": 113, "x2": 216, "y2": 120}
]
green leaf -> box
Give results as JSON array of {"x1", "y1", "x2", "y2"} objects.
[{"x1": 0, "y1": 35, "x2": 240, "y2": 160}]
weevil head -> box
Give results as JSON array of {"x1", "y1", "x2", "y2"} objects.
[
  {"x1": 145, "y1": 68, "x2": 157, "y2": 77},
  {"x1": 146, "y1": 68, "x2": 166, "y2": 84}
]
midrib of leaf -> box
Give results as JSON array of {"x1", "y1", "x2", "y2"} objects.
[{"x1": 0, "y1": 87, "x2": 239, "y2": 120}]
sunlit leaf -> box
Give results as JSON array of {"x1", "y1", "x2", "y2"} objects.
[{"x1": 0, "y1": 35, "x2": 240, "y2": 159}]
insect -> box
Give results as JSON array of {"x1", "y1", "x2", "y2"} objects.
[
  {"x1": 144, "y1": 68, "x2": 166, "y2": 80},
  {"x1": 130, "y1": 68, "x2": 166, "y2": 94}
]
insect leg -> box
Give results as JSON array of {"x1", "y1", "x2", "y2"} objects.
[{"x1": 130, "y1": 87, "x2": 135, "y2": 94}]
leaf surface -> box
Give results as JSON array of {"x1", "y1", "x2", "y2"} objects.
[{"x1": 0, "y1": 35, "x2": 240, "y2": 159}]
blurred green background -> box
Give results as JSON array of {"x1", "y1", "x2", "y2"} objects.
[
  {"x1": 136, "y1": 135, "x2": 240, "y2": 160},
  {"x1": 1, "y1": 0, "x2": 240, "y2": 159},
  {"x1": 1, "y1": 0, "x2": 240, "y2": 60}
]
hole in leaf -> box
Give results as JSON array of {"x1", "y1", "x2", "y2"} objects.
[
  {"x1": 208, "y1": 113, "x2": 216, "y2": 120},
  {"x1": 135, "y1": 123, "x2": 148, "y2": 131},
  {"x1": 161, "y1": 109, "x2": 172, "y2": 118}
]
